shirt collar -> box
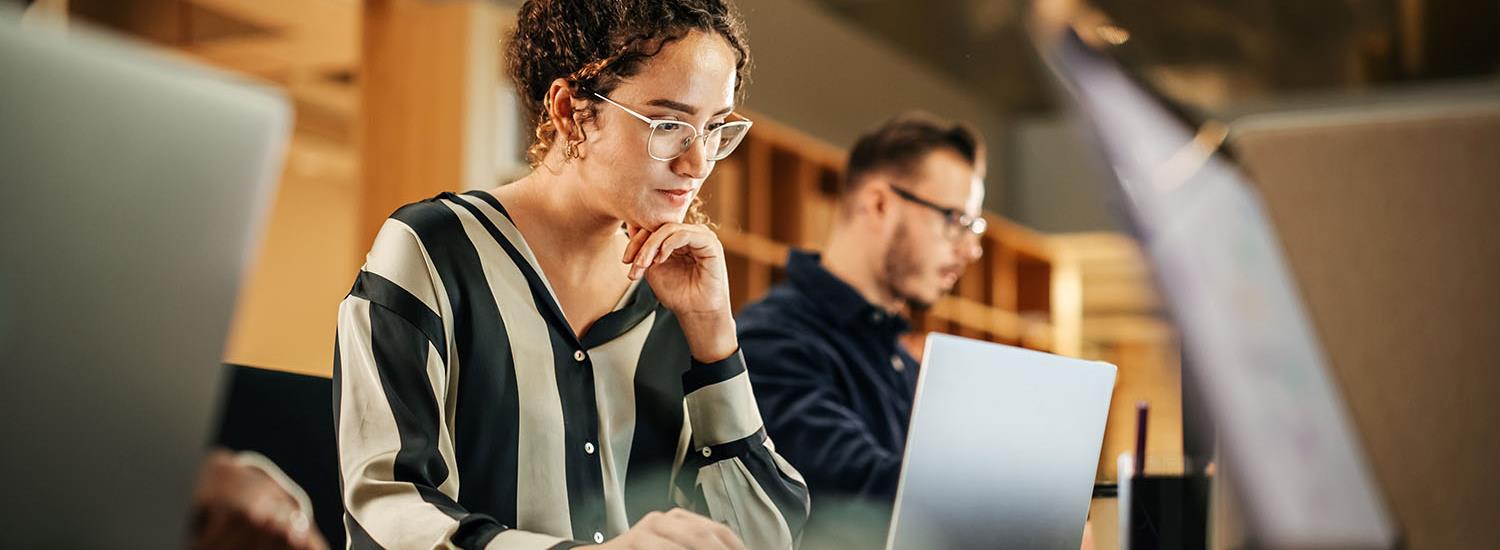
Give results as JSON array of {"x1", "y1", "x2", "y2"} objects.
[
  {"x1": 580, "y1": 279, "x2": 660, "y2": 349},
  {"x1": 785, "y1": 249, "x2": 910, "y2": 333}
]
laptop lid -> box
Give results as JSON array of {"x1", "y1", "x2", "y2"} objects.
[
  {"x1": 0, "y1": 9, "x2": 290, "y2": 548},
  {"x1": 886, "y1": 333, "x2": 1117, "y2": 550},
  {"x1": 1038, "y1": 28, "x2": 1396, "y2": 549}
]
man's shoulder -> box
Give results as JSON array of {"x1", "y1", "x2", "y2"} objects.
[
  {"x1": 736, "y1": 289, "x2": 842, "y2": 373},
  {"x1": 737, "y1": 281, "x2": 824, "y2": 335}
]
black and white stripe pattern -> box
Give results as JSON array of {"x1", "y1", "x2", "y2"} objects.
[{"x1": 334, "y1": 191, "x2": 809, "y2": 549}]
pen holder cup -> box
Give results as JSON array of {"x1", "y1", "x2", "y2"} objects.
[{"x1": 1117, "y1": 457, "x2": 1211, "y2": 550}]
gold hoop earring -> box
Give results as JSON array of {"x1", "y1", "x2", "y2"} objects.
[{"x1": 563, "y1": 140, "x2": 580, "y2": 160}]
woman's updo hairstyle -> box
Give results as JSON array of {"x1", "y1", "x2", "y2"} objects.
[
  {"x1": 507, "y1": 0, "x2": 750, "y2": 155},
  {"x1": 506, "y1": 0, "x2": 750, "y2": 224}
]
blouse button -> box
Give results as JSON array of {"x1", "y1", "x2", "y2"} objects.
[{"x1": 574, "y1": 350, "x2": 586, "y2": 362}]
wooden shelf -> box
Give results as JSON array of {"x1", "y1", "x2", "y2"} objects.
[{"x1": 1051, "y1": 232, "x2": 1181, "y2": 481}]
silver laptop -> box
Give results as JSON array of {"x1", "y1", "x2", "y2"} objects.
[
  {"x1": 0, "y1": 9, "x2": 290, "y2": 549},
  {"x1": 886, "y1": 333, "x2": 1117, "y2": 550}
]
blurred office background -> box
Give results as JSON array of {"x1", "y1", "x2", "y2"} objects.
[{"x1": 19, "y1": 1, "x2": 1497, "y2": 548}]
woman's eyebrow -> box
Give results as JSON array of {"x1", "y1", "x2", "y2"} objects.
[{"x1": 645, "y1": 98, "x2": 734, "y2": 116}]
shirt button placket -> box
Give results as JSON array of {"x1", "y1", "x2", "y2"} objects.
[{"x1": 574, "y1": 346, "x2": 602, "y2": 546}]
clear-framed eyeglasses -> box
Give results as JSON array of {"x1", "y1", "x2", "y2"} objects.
[{"x1": 592, "y1": 92, "x2": 754, "y2": 162}]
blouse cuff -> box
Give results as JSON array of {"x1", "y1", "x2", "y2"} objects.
[{"x1": 682, "y1": 350, "x2": 764, "y2": 447}]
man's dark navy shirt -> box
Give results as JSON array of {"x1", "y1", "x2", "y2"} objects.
[{"x1": 736, "y1": 249, "x2": 919, "y2": 510}]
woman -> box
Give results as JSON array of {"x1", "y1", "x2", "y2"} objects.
[{"x1": 333, "y1": 0, "x2": 808, "y2": 549}]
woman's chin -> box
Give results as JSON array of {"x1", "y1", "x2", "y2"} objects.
[{"x1": 630, "y1": 208, "x2": 689, "y2": 230}]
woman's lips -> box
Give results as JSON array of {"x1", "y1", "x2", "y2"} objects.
[{"x1": 658, "y1": 188, "x2": 692, "y2": 206}]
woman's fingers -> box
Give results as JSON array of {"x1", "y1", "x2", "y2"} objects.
[
  {"x1": 655, "y1": 229, "x2": 702, "y2": 265},
  {"x1": 625, "y1": 510, "x2": 695, "y2": 550},
  {"x1": 648, "y1": 227, "x2": 710, "y2": 272},
  {"x1": 654, "y1": 508, "x2": 732, "y2": 550},
  {"x1": 624, "y1": 223, "x2": 723, "y2": 280},
  {"x1": 626, "y1": 225, "x2": 674, "y2": 275},
  {"x1": 630, "y1": 225, "x2": 682, "y2": 279},
  {"x1": 622, "y1": 223, "x2": 652, "y2": 264},
  {"x1": 710, "y1": 522, "x2": 747, "y2": 550}
]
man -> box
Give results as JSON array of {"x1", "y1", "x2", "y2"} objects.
[{"x1": 737, "y1": 113, "x2": 987, "y2": 547}]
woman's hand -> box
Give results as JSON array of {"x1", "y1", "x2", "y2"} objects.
[
  {"x1": 581, "y1": 508, "x2": 746, "y2": 550},
  {"x1": 623, "y1": 223, "x2": 737, "y2": 362}
]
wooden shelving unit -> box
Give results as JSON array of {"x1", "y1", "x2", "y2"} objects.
[
  {"x1": 702, "y1": 112, "x2": 1082, "y2": 358},
  {"x1": 1053, "y1": 233, "x2": 1182, "y2": 481}
]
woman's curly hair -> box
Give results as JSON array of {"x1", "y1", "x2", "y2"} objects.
[{"x1": 506, "y1": 0, "x2": 751, "y2": 225}]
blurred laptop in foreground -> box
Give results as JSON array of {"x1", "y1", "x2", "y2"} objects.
[{"x1": 0, "y1": 5, "x2": 302, "y2": 548}]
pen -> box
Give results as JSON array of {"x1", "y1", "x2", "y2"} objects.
[{"x1": 1134, "y1": 401, "x2": 1149, "y2": 477}]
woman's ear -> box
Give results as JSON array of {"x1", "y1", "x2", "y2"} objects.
[{"x1": 544, "y1": 78, "x2": 578, "y2": 138}]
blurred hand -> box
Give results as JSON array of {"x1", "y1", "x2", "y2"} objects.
[
  {"x1": 189, "y1": 450, "x2": 327, "y2": 550},
  {"x1": 583, "y1": 508, "x2": 745, "y2": 550}
]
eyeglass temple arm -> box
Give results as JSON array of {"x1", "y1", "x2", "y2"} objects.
[{"x1": 591, "y1": 92, "x2": 656, "y2": 125}]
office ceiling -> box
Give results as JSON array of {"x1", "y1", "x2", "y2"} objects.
[
  {"x1": 812, "y1": 0, "x2": 1500, "y2": 114},
  {"x1": 68, "y1": 0, "x2": 1499, "y2": 127}
]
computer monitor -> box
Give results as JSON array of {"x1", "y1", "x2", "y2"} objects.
[{"x1": 1039, "y1": 28, "x2": 1397, "y2": 549}]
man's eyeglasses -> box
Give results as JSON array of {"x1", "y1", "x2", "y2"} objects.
[
  {"x1": 889, "y1": 185, "x2": 988, "y2": 239},
  {"x1": 592, "y1": 93, "x2": 753, "y2": 162}
]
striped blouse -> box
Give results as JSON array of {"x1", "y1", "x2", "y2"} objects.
[{"x1": 333, "y1": 191, "x2": 809, "y2": 549}]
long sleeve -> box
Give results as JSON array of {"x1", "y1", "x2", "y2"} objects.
[
  {"x1": 334, "y1": 220, "x2": 579, "y2": 550},
  {"x1": 674, "y1": 351, "x2": 811, "y2": 549},
  {"x1": 739, "y1": 334, "x2": 904, "y2": 500}
]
